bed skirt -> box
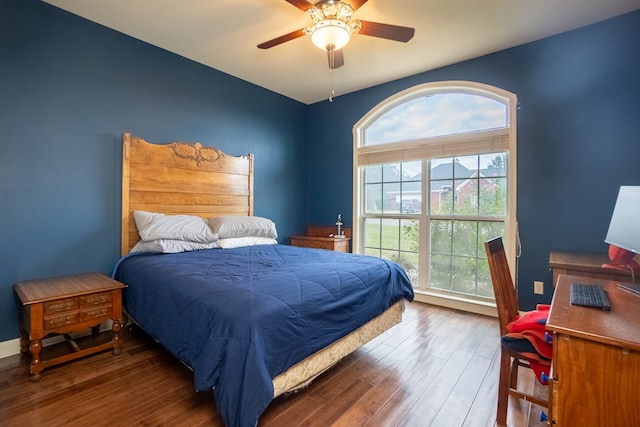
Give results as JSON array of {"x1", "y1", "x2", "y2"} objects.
[{"x1": 272, "y1": 300, "x2": 405, "y2": 397}]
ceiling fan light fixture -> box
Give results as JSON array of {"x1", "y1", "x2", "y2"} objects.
[
  {"x1": 322, "y1": 1, "x2": 353, "y2": 22},
  {"x1": 306, "y1": 6, "x2": 325, "y2": 23},
  {"x1": 309, "y1": 19, "x2": 352, "y2": 51}
]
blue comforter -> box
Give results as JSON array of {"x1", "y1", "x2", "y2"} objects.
[{"x1": 114, "y1": 244, "x2": 414, "y2": 427}]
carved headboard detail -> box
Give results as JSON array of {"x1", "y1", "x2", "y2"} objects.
[{"x1": 171, "y1": 142, "x2": 230, "y2": 166}]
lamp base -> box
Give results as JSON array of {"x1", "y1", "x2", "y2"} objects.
[
  {"x1": 603, "y1": 244, "x2": 640, "y2": 273},
  {"x1": 602, "y1": 260, "x2": 640, "y2": 273}
]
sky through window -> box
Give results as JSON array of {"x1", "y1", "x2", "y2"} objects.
[{"x1": 365, "y1": 93, "x2": 507, "y2": 146}]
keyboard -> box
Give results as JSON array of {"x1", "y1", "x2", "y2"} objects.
[{"x1": 570, "y1": 283, "x2": 611, "y2": 310}]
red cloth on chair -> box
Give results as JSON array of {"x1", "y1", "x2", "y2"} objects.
[{"x1": 501, "y1": 304, "x2": 552, "y2": 384}]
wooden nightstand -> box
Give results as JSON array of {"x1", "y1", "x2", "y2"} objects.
[
  {"x1": 290, "y1": 235, "x2": 351, "y2": 252},
  {"x1": 14, "y1": 272, "x2": 127, "y2": 381},
  {"x1": 290, "y1": 225, "x2": 352, "y2": 253}
]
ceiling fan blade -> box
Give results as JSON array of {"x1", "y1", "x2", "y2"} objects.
[
  {"x1": 358, "y1": 20, "x2": 415, "y2": 42},
  {"x1": 348, "y1": 0, "x2": 369, "y2": 11},
  {"x1": 327, "y1": 49, "x2": 344, "y2": 69},
  {"x1": 284, "y1": 0, "x2": 313, "y2": 12},
  {"x1": 257, "y1": 28, "x2": 306, "y2": 49}
]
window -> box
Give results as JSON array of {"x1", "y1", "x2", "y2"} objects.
[{"x1": 353, "y1": 82, "x2": 517, "y2": 313}]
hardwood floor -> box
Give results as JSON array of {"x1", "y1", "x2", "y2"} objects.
[{"x1": 0, "y1": 302, "x2": 547, "y2": 426}]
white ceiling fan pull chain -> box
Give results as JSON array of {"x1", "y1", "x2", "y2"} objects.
[{"x1": 329, "y1": 67, "x2": 335, "y2": 102}]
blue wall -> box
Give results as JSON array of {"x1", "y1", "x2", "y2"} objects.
[
  {"x1": 1, "y1": 1, "x2": 639, "y2": 343},
  {"x1": 0, "y1": 0, "x2": 307, "y2": 341},
  {"x1": 307, "y1": 10, "x2": 640, "y2": 310}
]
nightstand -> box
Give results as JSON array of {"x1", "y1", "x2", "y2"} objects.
[
  {"x1": 14, "y1": 272, "x2": 127, "y2": 381},
  {"x1": 290, "y1": 225, "x2": 352, "y2": 252},
  {"x1": 290, "y1": 235, "x2": 351, "y2": 252}
]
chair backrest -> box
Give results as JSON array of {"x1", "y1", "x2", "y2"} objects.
[{"x1": 485, "y1": 236, "x2": 520, "y2": 335}]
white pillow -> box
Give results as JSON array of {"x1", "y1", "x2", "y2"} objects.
[
  {"x1": 208, "y1": 216, "x2": 278, "y2": 239},
  {"x1": 130, "y1": 239, "x2": 220, "y2": 254},
  {"x1": 134, "y1": 211, "x2": 218, "y2": 243},
  {"x1": 218, "y1": 237, "x2": 278, "y2": 249}
]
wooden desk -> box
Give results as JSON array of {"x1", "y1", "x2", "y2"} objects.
[
  {"x1": 547, "y1": 274, "x2": 640, "y2": 426},
  {"x1": 549, "y1": 251, "x2": 636, "y2": 286}
]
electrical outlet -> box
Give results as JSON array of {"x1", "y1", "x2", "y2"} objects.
[{"x1": 534, "y1": 281, "x2": 544, "y2": 295}]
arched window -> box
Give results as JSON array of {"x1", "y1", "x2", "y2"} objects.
[{"x1": 353, "y1": 81, "x2": 517, "y2": 314}]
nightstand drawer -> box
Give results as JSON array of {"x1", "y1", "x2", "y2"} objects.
[
  {"x1": 44, "y1": 298, "x2": 78, "y2": 315},
  {"x1": 44, "y1": 312, "x2": 78, "y2": 330},
  {"x1": 80, "y1": 292, "x2": 112, "y2": 307},
  {"x1": 303, "y1": 240, "x2": 334, "y2": 250},
  {"x1": 79, "y1": 306, "x2": 112, "y2": 323}
]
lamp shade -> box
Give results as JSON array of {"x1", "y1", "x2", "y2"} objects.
[
  {"x1": 310, "y1": 19, "x2": 351, "y2": 51},
  {"x1": 605, "y1": 186, "x2": 640, "y2": 254}
]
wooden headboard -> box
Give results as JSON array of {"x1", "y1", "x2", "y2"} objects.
[{"x1": 121, "y1": 132, "x2": 254, "y2": 255}]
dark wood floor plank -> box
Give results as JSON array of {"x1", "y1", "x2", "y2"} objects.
[
  {"x1": 0, "y1": 302, "x2": 545, "y2": 427},
  {"x1": 363, "y1": 353, "x2": 449, "y2": 426},
  {"x1": 2, "y1": 349, "x2": 171, "y2": 420},
  {"x1": 396, "y1": 344, "x2": 478, "y2": 426},
  {"x1": 430, "y1": 348, "x2": 493, "y2": 426},
  {"x1": 331, "y1": 367, "x2": 413, "y2": 426},
  {"x1": 31, "y1": 356, "x2": 187, "y2": 426},
  {"x1": 462, "y1": 351, "x2": 501, "y2": 426},
  {"x1": 299, "y1": 378, "x2": 374, "y2": 427},
  {"x1": 261, "y1": 392, "x2": 325, "y2": 426}
]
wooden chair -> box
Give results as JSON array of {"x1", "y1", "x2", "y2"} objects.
[{"x1": 484, "y1": 236, "x2": 549, "y2": 426}]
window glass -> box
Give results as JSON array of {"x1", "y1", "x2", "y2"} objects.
[
  {"x1": 364, "y1": 161, "x2": 422, "y2": 215},
  {"x1": 365, "y1": 93, "x2": 507, "y2": 146},
  {"x1": 365, "y1": 152, "x2": 509, "y2": 301}
]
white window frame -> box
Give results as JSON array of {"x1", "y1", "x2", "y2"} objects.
[{"x1": 352, "y1": 81, "x2": 517, "y2": 316}]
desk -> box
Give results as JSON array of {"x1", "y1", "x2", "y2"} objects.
[
  {"x1": 547, "y1": 274, "x2": 640, "y2": 426},
  {"x1": 549, "y1": 251, "x2": 636, "y2": 286}
]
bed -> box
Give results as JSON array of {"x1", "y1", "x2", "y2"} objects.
[{"x1": 113, "y1": 133, "x2": 414, "y2": 427}]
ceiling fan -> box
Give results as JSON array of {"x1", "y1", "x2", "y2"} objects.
[{"x1": 257, "y1": 0, "x2": 415, "y2": 69}]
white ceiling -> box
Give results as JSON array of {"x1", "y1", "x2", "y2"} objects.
[{"x1": 44, "y1": 0, "x2": 640, "y2": 105}]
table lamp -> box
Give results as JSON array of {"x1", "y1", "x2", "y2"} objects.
[{"x1": 603, "y1": 186, "x2": 640, "y2": 273}]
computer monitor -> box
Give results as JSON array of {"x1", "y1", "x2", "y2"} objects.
[{"x1": 603, "y1": 186, "x2": 640, "y2": 273}]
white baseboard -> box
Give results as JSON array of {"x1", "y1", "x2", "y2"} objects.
[
  {"x1": 413, "y1": 289, "x2": 498, "y2": 318},
  {"x1": 0, "y1": 337, "x2": 23, "y2": 359}
]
